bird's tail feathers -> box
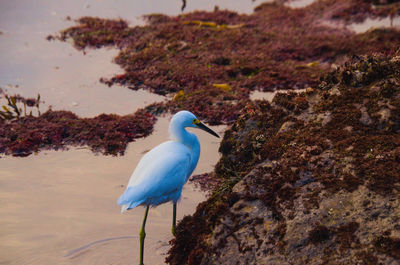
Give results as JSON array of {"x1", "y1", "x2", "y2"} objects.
[
  {"x1": 121, "y1": 204, "x2": 130, "y2": 214},
  {"x1": 118, "y1": 186, "x2": 144, "y2": 214},
  {"x1": 120, "y1": 200, "x2": 144, "y2": 213}
]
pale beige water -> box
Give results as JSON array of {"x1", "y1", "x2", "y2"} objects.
[
  {"x1": 0, "y1": 116, "x2": 226, "y2": 265},
  {"x1": 285, "y1": 0, "x2": 315, "y2": 8},
  {"x1": 250, "y1": 88, "x2": 306, "y2": 102},
  {"x1": 349, "y1": 16, "x2": 400, "y2": 34},
  {"x1": 0, "y1": 5, "x2": 165, "y2": 118}
]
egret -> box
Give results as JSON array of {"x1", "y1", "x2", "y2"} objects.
[{"x1": 117, "y1": 110, "x2": 219, "y2": 265}]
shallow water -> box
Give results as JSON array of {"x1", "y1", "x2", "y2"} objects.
[
  {"x1": 0, "y1": 0, "x2": 265, "y2": 117},
  {"x1": 284, "y1": 0, "x2": 315, "y2": 8},
  {"x1": 0, "y1": 1, "x2": 164, "y2": 117},
  {"x1": 250, "y1": 88, "x2": 306, "y2": 102},
  {"x1": 0, "y1": 116, "x2": 226, "y2": 265},
  {"x1": 349, "y1": 16, "x2": 400, "y2": 34}
]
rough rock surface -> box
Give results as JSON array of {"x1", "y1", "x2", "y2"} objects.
[{"x1": 167, "y1": 55, "x2": 400, "y2": 264}]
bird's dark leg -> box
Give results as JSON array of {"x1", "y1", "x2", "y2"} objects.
[
  {"x1": 139, "y1": 205, "x2": 149, "y2": 265},
  {"x1": 181, "y1": 0, "x2": 186, "y2": 11},
  {"x1": 172, "y1": 202, "x2": 177, "y2": 236}
]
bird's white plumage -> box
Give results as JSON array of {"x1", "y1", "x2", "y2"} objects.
[
  {"x1": 118, "y1": 141, "x2": 191, "y2": 211},
  {"x1": 127, "y1": 141, "x2": 190, "y2": 188},
  {"x1": 118, "y1": 111, "x2": 205, "y2": 213},
  {"x1": 117, "y1": 110, "x2": 220, "y2": 265}
]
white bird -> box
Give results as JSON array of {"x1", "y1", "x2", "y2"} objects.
[{"x1": 117, "y1": 110, "x2": 219, "y2": 265}]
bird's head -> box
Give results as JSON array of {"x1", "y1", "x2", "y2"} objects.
[{"x1": 170, "y1": 110, "x2": 219, "y2": 138}]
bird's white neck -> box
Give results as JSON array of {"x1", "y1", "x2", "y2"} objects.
[
  {"x1": 169, "y1": 120, "x2": 200, "y2": 149},
  {"x1": 169, "y1": 119, "x2": 200, "y2": 178}
]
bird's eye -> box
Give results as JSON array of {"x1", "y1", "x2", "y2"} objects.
[{"x1": 192, "y1": 119, "x2": 200, "y2": 125}]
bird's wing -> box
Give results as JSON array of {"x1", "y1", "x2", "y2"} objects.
[
  {"x1": 127, "y1": 141, "x2": 190, "y2": 186},
  {"x1": 118, "y1": 141, "x2": 191, "y2": 207}
]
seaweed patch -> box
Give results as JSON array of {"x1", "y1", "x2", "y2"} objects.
[
  {"x1": 0, "y1": 106, "x2": 155, "y2": 157},
  {"x1": 55, "y1": 0, "x2": 400, "y2": 126}
]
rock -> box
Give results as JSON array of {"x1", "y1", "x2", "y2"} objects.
[
  {"x1": 168, "y1": 55, "x2": 400, "y2": 265},
  {"x1": 278, "y1": 121, "x2": 295, "y2": 133}
]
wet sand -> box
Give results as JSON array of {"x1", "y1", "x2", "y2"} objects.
[{"x1": 0, "y1": 116, "x2": 226, "y2": 265}]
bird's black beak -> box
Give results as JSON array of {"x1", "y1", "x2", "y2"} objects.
[{"x1": 197, "y1": 122, "x2": 220, "y2": 138}]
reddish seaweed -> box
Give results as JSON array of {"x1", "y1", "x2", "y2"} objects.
[
  {"x1": 57, "y1": 0, "x2": 400, "y2": 126},
  {"x1": 58, "y1": 17, "x2": 129, "y2": 49},
  {"x1": 0, "y1": 108, "x2": 155, "y2": 157},
  {"x1": 189, "y1": 172, "x2": 224, "y2": 192}
]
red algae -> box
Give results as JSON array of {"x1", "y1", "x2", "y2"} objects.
[
  {"x1": 57, "y1": 0, "x2": 400, "y2": 126},
  {"x1": 58, "y1": 17, "x2": 129, "y2": 49},
  {"x1": 189, "y1": 172, "x2": 224, "y2": 193},
  {"x1": 0, "y1": 108, "x2": 155, "y2": 157}
]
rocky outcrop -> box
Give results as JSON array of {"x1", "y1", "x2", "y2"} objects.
[{"x1": 168, "y1": 55, "x2": 400, "y2": 264}]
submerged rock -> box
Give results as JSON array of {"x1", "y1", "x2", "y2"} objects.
[{"x1": 167, "y1": 55, "x2": 400, "y2": 264}]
